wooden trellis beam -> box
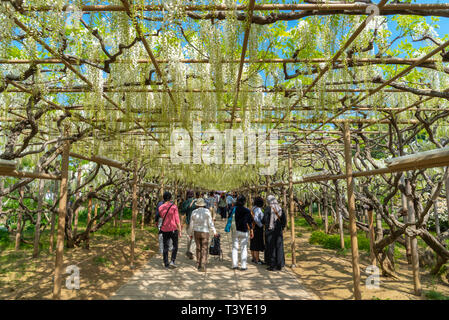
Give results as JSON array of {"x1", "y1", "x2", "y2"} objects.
[
  {"x1": 0, "y1": 58, "x2": 442, "y2": 65},
  {"x1": 0, "y1": 117, "x2": 422, "y2": 125},
  {"x1": 0, "y1": 170, "x2": 61, "y2": 180},
  {"x1": 286, "y1": 38, "x2": 449, "y2": 152},
  {"x1": 271, "y1": 0, "x2": 390, "y2": 133},
  {"x1": 4, "y1": 87, "x2": 406, "y2": 94},
  {"x1": 69, "y1": 152, "x2": 132, "y2": 172},
  {"x1": 243, "y1": 147, "x2": 449, "y2": 191},
  {"x1": 354, "y1": 39, "x2": 449, "y2": 105},
  {"x1": 20, "y1": 3, "x2": 449, "y2": 13},
  {"x1": 120, "y1": 0, "x2": 177, "y2": 110},
  {"x1": 8, "y1": 11, "x2": 164, "y2": 149},
  {"x1": 229, "y1": 0, "x2": 256, "y2": 128}
]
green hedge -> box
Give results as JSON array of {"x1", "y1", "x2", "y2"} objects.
[
  {"x1": 0, "y1": 228, "x2": 11, "y2": 251},
  {"x1": 309, "y1": 230, "x2": 371, "y2": 253}
]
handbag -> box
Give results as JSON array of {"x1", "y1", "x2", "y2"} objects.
[
  {"x1": 158, "y1": 203, "x2": 174, "y2": 234},
  {"x1": 224, "y1": 207, "x2": 236, "y2": 233}
]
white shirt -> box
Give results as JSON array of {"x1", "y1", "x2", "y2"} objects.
[{"x1": 188, "y1": 207, "x2": 217, "y2": 235}]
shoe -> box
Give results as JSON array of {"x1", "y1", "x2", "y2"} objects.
[
  {"x1": 199, "y1": 266, "x2": 206, "y2": 272},
  {"x1": 267, "y1": 266, "x2": 275, "y2": 271},
  {"x1": 256, "y1": 260, "x2": 264, "y2": 265},
  {"x1": 169, "y1": 261, "x2": 177, "y2": 269},
  {"x1": 240, "y1": 267, "x2": 247, "y2": 271},
  {"x1": 186, "y1": 251, "x2": 194, "y2": 260},
  {"x1": 232, "y1": 266, "x2": 239, "y2": 270},
  {"x1": 251, "y1": 259, "x2": 256, "y2": 263},
  {"x1": 275, "y1": 266, "x2": 283, "y2": 271},
  {"x1": 164, "y1": 264, "x2": 170, "y2": 268}
]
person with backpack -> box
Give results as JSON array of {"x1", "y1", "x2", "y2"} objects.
[
  {"x1": 225, "y1": 195, "x2": 254, "y2": 271},
  {"x1": 180, "y1": 190, "x2": 197, "y2": 259},
  {"x1": 155, "y1": 197, "x2": 173, "y2": 254},
  {"x1": 187, "y1": 198, "x2": 217, "y2": 272},
  {"x1": 158, "y1": 191, "x2": 182, "y2": 269},
  {"x1": 263, "y1": 195, "x2": 286, "y2": 271},
  {"x1": 250, "y1": 196, "x2": 265, "y2": 265}
]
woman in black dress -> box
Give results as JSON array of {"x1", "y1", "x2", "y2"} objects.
[
  {"x1": 263, "y1": 195, "x2": 286, "y2": 271},
  {"x1": 250, "y1": 196, "x2": 265, "y2": 264}
]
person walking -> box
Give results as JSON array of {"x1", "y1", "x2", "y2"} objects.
[
  {"x1": 226, "y1": 195, "x2": 254, "y2": 271},
  {"x1": 263, "y1": 195, "x2": 286, "y2": 271},
  {"x1": 158, "y1": 191, "x2": 182, "y2": 269},
  {"x1": 155, "y1": 197, "x2": 173, "y2": 254},
  {"x1": 206, "y1": 191, "x2": 216, "y2": 221},
  {"x1": 218, "y1": 193, "x2": 227, "y2": 220},
  {"x1": 226, "y1": 193, "x2": 235, "y2": 218},
  {"x1": 250, "y1": 196, "x2": 265, "y2": 265},
  {"x1": 180, "y1": 190, "x2": 196, "y2": 259},
  {"x1": 188, "y1": 198, "x2": 217, "y2": 272}
]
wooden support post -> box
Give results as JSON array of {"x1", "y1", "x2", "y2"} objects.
[
  {"x1": 160, "y1": 170, "x2": 164, "y2": 199},
  {"x1": 15, "y1": 186, "x2": 24, "y2": 251},
  {"x1": 317, "y1": 198, "x2": 322, "y2": 220},
  {"x1": 265, "y1": 176, "x2": 270, "y2": 197},
  {"x1": 87, "y1": 188, "x2": 93, "y2": 226},
  {"x1": 400, "y1": 177, "x2": 412, "y2": 264},
  {"x1": 174, "y1": 180, "x2": 178, "y2": 206},
  {"x1": 405, "y1": 178, "x2": 422, "y2": 296},
  {"x1": 310, "y1": 201, "x2": 313, "y2": 217},
  {"x1": 53, "y1": 127, "x2": 70, "y2": 300},
  {"x1": 367, "y1": 208, "x2": 377, "y2": 266},
  {"x1": 249, "y1": 192, "x2": 253, "y2": 210},
  {"x1": 445, "y1": 171, "x2": 449, "y2": 229},
  {"x1": 337, "y1": 201, "x2": 345, "y2": 249},
  {"x1": 0, "y1": 180, "x2": 3, "y2": 225},
  {"x1": 282, "y1": 186, "x2": 288, "y2": 230},
  {"x1": 113, "y1": 201, "x2": 118, "y2": 228},
  {"x1": 93, "y1": 203, "x2": 98, "y2": 227},
  {"x1": 363, "y1": 208, "x2": 368, "y2": 233},
  {"x1": 343, "y1": 122, "x2": 361, "y2": 300},
  {"x1": 288, "y1": 152, "x2": 296, "y2": 267},
  {"x1": 323, "y1": 195, "x2": 329, "y2": 234},
  {"x1": 434, "y1": 198, "x2": 440, "y2": 237},
  {"x1": 49, "y1": 180, "x2": 58, "y2": 253},
  {"x1": 73, "y1": 167, "x2": 82, "y2": 237},
  {"x1": 119, "y1": 205, "x2": 124, "y2": 230},
  {"x1": 130, "y1": 160, "x2": 138, "y2": 268},
  {"x1": 140, "y1": 195, "x2": 145, "y2": 230},
  {"x1": 33, "y1": 179, "x2": 45, "y2": 258},
  {"x1": 375, "y1": 209, "x2": 383, "y2": 241}
]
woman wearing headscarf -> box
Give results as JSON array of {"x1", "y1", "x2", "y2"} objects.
[
  {"x1": 250, "y1": 196, "x2": 265, "y2": 265},
  {"x1": 263, "y1": 195, "x2": 286, "y2": 271}
]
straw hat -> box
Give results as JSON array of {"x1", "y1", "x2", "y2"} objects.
[{"x1": 195, "y1": 198, "x2": 206, "y2": 207}]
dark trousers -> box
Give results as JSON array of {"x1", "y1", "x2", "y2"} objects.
[
  {"x1": 265, "y1": 231, "x2": 285, "y2": 268},
  {"x1": 162, "y1": 230, "x2": 179, "y2": 266},
  {"x1": 218, "y1": 207, "x2": 227, "y2": 219}
]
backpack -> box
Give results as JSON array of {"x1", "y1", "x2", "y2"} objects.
[{"x1": 209, "y1": 234, "x2": 223, "y2": 260}]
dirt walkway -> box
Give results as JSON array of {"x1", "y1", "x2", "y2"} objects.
[
  {"x1": 0, "y1": 227, "x2": 159, "y2": 300},
  {"x1": 285, "y1": 228, "x2": 449, "y2": 300},
  {"x1": 111, "y1": 219, "x2": 316, "y2": 300}
]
